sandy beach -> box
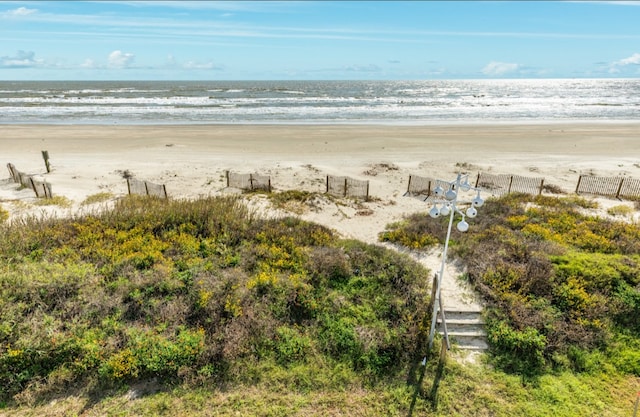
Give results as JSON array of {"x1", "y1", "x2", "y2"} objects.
[
  {"x1": 2, "y1": 123, "x2": 639, "y2": 205},
  {"x1": 2, "y1": 123, "x2": 639, "y2": 321}
]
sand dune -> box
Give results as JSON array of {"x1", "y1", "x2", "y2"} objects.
[{"x1": 2, "y1": 123, "x2": 639, "y2": 319}]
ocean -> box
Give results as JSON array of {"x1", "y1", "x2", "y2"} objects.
[{"x1": 0, "y1": 79, "x2": 638, "y2": 125}]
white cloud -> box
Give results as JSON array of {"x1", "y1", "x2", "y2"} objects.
[
  {"x1": 166, "y1": 55, "x2": 221, "y2": 70},
  {"x1": 81, "y1": 58, "x2": 99, "y2": 69},
  {"x1": 183, "y1": 61, "x2": 218, "y2": 70},
  {"x1": 609, "y1": 52, "x2": 640, "y2": 73},
  {"x1": 482, "y1": 61, "x2": 520, "y2": 76},
  {"x1": 6, "y1": 6, "x2": 37, "y2": 16},
  {"x1": 615, "y1": 52, "x2": 640, "y2": 66},
  {"x1": 0, "y1": 50, "x2": 40, "y2": 68},
  {"x1": 344, "y1": 64, "x2": 381, "y2": 72},
  {"x1": 166, "y1": 54, "x2": 177, "y2": 67},
  {"x1": 108, "y1": 50, "x2": 135, "y2": 68}
]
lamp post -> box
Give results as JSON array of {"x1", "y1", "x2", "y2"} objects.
[{"x1": 426, "y1": 172, "x2": 485, "y2": 352}]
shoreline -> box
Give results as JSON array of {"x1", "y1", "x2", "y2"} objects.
[
  {"x1": 2, "y1": 122, "x2": 639, "y2": 158},
  {"x1": 2, "y1": 119, "x2": 640, "y2": 126}
]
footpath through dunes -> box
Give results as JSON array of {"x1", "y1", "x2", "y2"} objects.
[{"x1": 248, "y1": 183, "x2": 491, "y2": 360}]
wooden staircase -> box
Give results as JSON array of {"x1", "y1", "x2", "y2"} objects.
[{"x1": 438, "y1": 309, "x2": 488, "y2": 351}]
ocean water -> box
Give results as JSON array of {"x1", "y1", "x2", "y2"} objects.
[{"x1": 0, "y1": 79, "x2": 638, "y2": 125}]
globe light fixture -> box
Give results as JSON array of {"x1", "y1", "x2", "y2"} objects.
[
  {"x1": 456, "y1": 216, "x2": 469, "y2": 232},
  {"x1": 445, "y1": 188, "x2": 457, "y2": 201},
  {"x1": 426, "y1": 172, "x2": 485, "y2": 354},
  {"x1": 466, "y1": 206, "x2": 477, "y2": 218},
  {"x1": 429, "y1": 205, "x2": 440, "y2": 218},
  {"x1": 472, "y1": 191, "x2": 484, "y2": 207}
]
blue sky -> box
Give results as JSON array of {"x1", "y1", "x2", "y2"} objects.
[{"x1": 1, "y1": 1, "x2": 639, "y2": 80}]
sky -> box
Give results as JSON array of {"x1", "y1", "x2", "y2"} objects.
[{"x1": 1, "y1": 0, "x2": 639, "y2": 80}]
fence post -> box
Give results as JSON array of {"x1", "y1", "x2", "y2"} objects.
[
  {"x1": 7, "y1": 163, "x2": 15, "y2": 181},
  {"x1": 538, "y1": 179, "x2": 544, "y2": 195},
  {"x1": 226, "y1": 170, "x2": 230, "y2": 187},
  {"x1": 575, "y1": 175, "x2": 583, "y2": 194},
  {"x1": 126, "y1": 178, "x2": 132, "y2": 195},
  {"x1": 366, "y1": 181, "x2": 370, "y2": 200},
  {"x1": 144, "y1": 181, "x2": 149, "y2": 196},
  {"x1": 475, "y1": 172, "x2": 480, "y2": 188},
  {"x1": 162, "y1": 184, "x2": 168, "y2": 199},
  {"x1": 344, "y1": 177, "x2": 348, "y2": 197},
  {"x1": 406, "y1": 175, "x2": 412, "y2": 195},
  {"x1": 41, "y1": 150, "x2": 51, "y2": 173},
  {"x1": 268, "y1": 178, "x2": 272, "y2": 193},
  {"x1": 326, "y1": 176, "x2": 329, "y2": 193},
  {"x1": 28, "y1": 177, "x2": 36, "y2": 193},
  {"x1": 615, "y1": 178, "x2": 625, "y2": 199},
  {"x1": 507, "y1": 175, "x2": 514, "y2": 194}
]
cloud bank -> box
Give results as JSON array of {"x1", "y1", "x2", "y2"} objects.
[
  {"x1": 108, "y1": 50, "x2": 135, "y2": 69},
  {"x1": 0, "y1": 51, "x2": 41, "y2": 68},
  {"x1": 482, "y1": 61, "x2": 520, "y2": 76}
]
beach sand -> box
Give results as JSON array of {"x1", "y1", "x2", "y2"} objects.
[{"x1": 2, "y1": 123, "x2": 639, "y2": 325}]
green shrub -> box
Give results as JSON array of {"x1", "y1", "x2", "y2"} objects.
[
  {"x1": 82, "y1": 192, "x2": 114, "y2": 206},
  {"x1": 487, "y1": 318, "x2": 547, "y2": 380},
  {"x1": 606, "y1": 204, "x2": 634, "y2": 217},
  {"x1": 274, "y1": 326, "x2": 311, "y2": 365},
  {"x1": 0, "y1": 195, "x2": 431, "y2": 403},
  {"x1": 435, "y1": 194, "x2": 640, "y2": 374}
]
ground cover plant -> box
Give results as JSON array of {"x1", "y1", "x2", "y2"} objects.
[
  {"x1": 0, "y1": 195, "x2": 432, "y2": 410},
  {"x1": 382, "y1": 193, "x2": 640, "y2": 383},
  {"x1": 2, "y1": 193, "x2": 639, "y2": 416}
]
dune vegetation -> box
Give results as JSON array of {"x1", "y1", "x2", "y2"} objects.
[{"x1": 0, "y1": 193, "x2": 639, "y2": 416}]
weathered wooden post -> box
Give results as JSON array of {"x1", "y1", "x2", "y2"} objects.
[
  {"x1": 575, "y1": 175, "x2": 583, "y2": 194},
  {"x1": 615, "y1": 178, "x2": 625, "y2": 200},
  {"x1": 41, "y1": 150, "x2": 51, "y2": 173}
]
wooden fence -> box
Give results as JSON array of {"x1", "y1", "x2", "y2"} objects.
[
  {"x1": 226, "y1": 171, "x2": 272, "y2": 192},
  {"x1": 127, "y1": 177, "x2": 168, "y2": 199},
  {"x1": 475, "y1": 172, "x2": 544, "y2": 196},
  {"x1": 7, "y1": 163, "x2": 52, "y2": 198},
  {"x1": 575, "y1": 176, "x2": 640, "y2": 199},
  {"x1": 326, "y1": 175, "x2": 369, "y2": 199},
  {"x1": 404, "y1": 175, "x2": 453, "y2": 200}
]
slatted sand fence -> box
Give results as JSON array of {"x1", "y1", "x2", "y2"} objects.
[
  {"x1": 618, "y1": 177, "x2": 640, "y2": 199},
  {"x1": 475, "y1": 172, "x2": 544, "y2": 196},
  {"x1": 404, "y1": 175, "x2": 454, "y2": 201},
  {"x1": 127, "y1": 177, "x2": 168, "y2": 198},
  {"x1": 575, "y1": 175, "x2": 640, "y2": 199},
  {"x1": 226, "y1": 171, "x2": 272, "y2": 192},
  {"x1": 326, "y1": 175, "x2": 370, "y2": 199},
  {"x1": 6, "y1": 162, "x2": 53, "y2": 198}
]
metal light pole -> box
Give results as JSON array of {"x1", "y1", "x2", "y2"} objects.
[{"x1": 426, "y1": 173, "x2": 485, "y2": 352}]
